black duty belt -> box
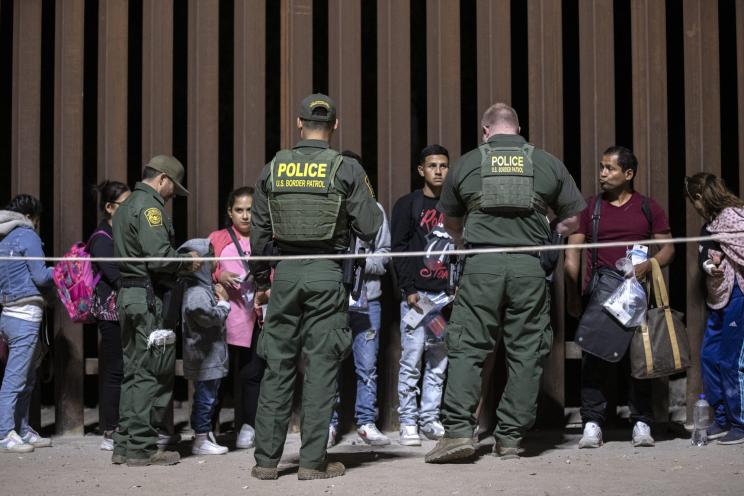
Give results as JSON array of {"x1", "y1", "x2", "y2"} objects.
[
  {"x1": 118, "y1": 277, "x2": 151, "y2": 289},
  {"x1": 118, "y1": 277, "x2": 157, "y2": 311},
  {"x1": 278, "y1": 250, "x2": 346, "y2": 260},
  {"x1": 468, "y1": 244, "x2": 540, "y2": 258}
]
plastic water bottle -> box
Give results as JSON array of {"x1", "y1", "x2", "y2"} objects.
[{"x1": 691, "y1": 394, "x2": 710, "y2": 446}]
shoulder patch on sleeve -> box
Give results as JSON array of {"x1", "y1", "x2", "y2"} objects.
[{"x1": 144, "y1": 207, "x2": 163, "y2": 227}]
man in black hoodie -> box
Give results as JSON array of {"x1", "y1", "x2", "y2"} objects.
[{"x1": 391, "y1": 144, "x2": 451, "y2": 446}]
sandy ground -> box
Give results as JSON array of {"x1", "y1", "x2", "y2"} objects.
[{"x1": 4, "y1": 409, "x2": 744, "y2": 496}]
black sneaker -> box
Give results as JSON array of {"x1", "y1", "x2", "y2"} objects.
[
  {"x1": 707, "y1": 423, "x2": 730, "y2": 440},
  {"x1": 717, "y1": 427, "x2": 744, "y2": 445}
]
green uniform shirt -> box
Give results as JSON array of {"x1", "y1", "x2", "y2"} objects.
[
  {"x1": 438, "y1": 134, "x2": 586, "y2": 247},
  {"x1": 112, "y1": 182, "x2": 183, "y2": 280},
  {"x1": 250, "y1": 139, "x2": 382, "y2": 285}
]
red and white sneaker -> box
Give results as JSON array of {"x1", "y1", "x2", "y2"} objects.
[{"x1": 357, "y1": 423, "x2": 391, "y2": 446}]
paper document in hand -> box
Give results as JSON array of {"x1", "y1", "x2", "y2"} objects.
[
  {"x1": 402, "y1": 295, "x2": 438, "y2": 329},
  {"x1": 401, "y1": 292, "x2": 454, "y2": 329}
]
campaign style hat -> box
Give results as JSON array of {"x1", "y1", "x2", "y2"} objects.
[
  {"x1": 146, "y1": 155, "x2": 190, "y2": 196},
  {"x1": 299, "y1": 93, "x2": 337, "y2": 122}
]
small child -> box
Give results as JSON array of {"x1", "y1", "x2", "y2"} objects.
[{"x1": 179, "y1": 239, "x2": 231, "y2": 455}]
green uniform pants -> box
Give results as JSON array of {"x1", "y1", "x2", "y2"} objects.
[
  {"x1": 441, "y1": 253, "x2": 553, "y2": 447},
  {"x1": 254, "y1": 259, "x2": 351, "y2": 471},
  {"x1": 113, "y1": 287, "x2": 175, "y2": 460}
]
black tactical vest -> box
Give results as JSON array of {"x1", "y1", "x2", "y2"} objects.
[
  {"x1": 267, "y1": 148, "x2": 346, "y2": 242},
  {"x1": 468, "y1": 142, "x2": 547, "y2": 215}
]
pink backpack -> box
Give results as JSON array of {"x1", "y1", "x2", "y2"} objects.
[{"x1": 53, "y1": 231, "x2": 110, "y2": 323}]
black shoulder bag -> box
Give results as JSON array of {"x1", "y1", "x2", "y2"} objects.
[
  {"x1": 227, "y1": 226, "x2": 252, "y2": 277},
  {"x1": 574, "y1": 196, "x2": 633, "y2": 363}
]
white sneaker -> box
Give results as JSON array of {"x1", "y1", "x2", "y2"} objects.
[
  {"x1": 357, "y1": 423, "x2": 391, "y2": 446},
  {"x1": 420, "y1": 421, "x2": 445, "y2": 441},
  {"x1": 100, "y1": 433, "x2": 114, "y2": 451},
  {"x1": 236, "y1": 424, "x2": 255, "y2": 449},
  {"x1": 157, "y1": 431, "x2": 182, "y2": 448},
  {"x1": 399, "y1": 425, "x2": 421, "y2": 446},
  {"x1": 192, "y1": 432, "x2": 228, "y2": 455},
  {"x1": 0, "y1": 430, "x2": 35, "y2": 453},
  {"x1": 578, "y1": 422, "x2": 603, "y2": 448},
  {"x1": 632, "y1": 421, "x2": 655, "y2": 447},
  {"x1": 327, "y1": 424, "x2": 338, "y2": 448},
  {"x1": 20, "y1": 427, "x2": 52, "y2": 448}
]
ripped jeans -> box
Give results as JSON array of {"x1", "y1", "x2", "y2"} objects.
[
  {"x1": 398, "y1": 292, "x2": 448, "y2": 427},
  {"x1": 331, "y1": 299, "x2": 382, "y2": 427}
]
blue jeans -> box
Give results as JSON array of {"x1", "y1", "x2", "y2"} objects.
[
  {"x1": 191, "y1": 379, "x2": 221, "y2": 434},
  {"x1": 0, "y1": 314, "x2": 40, "y2": 438},
  {"x1": 331, "y1": 300, "x2": 381, "y2": 427},
  {"x1": 701, "y1": 284, "x2": 744, "y2": 429},
  {"x1": 398, "y1": 292, "x2": 448, "y2": 426}
]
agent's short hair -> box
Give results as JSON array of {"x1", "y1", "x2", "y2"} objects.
[
  {"x1": 419, "y1": 144, "x2": 449, "y2": 164},
  {"x1": 481, "y1": 103, "x2": 520, "y2": 130},
  {"x1": 301, "y1": 119, "x2": 334, "y2": 132},
  {"x1": 142, "y1": 166, "x2": 162, "y2": 181}
]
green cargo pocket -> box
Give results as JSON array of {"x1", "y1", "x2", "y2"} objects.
[
  {"x1": 538, "y1": 326, "x2": 554, "y2": 359},
  {"x1": 445, "y1": 323, "x2": 465, "y2": 353},
  {"x1": 327, "y1": 327, "x2": 352, "y2": 361}
]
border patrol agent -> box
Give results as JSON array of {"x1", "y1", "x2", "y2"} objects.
[
  {"x1": 425, "y1": 103, "x2": 586, "y2": 463},
  {"x1": 112, "y1": 156, "x2": 200, "y2": 467},
  {"x1": 249, "y1": 94, "x2": 382, "y2": 480}
]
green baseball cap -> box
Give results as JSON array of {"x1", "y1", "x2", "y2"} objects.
[
  {"x1": 299, "y1": 93, "x2": 337, "y2": 122},
  {"x1": 146, "y1": 155, "x2": 189, "y2": 196}
]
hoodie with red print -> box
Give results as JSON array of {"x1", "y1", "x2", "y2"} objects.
[{"x1": 391, "y1": 189, "x2": 449, "y2": 297}]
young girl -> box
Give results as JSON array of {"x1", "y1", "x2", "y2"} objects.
[
  {"x1": 0, "y1": 195, "x2": 54, "y2": 453},
  {"x1": 208, "y1": 187, "x2": 265, "y2": 449},
  {"x1": 88, "y1": 180, "x2": 130, "y2": 451},
  {"x1": 685, "y1": 173, "x2": 744, "y2": 445}
]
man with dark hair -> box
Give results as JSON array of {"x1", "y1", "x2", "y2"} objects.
[
  {"x1": 564, "y1": 145, "x2": 674, "y2": 449},
  {"x1": 391, "y1": 144, "x2": 451, "y2": 446},
  {"x1": 425, "y1": 103, "x2": 586, "y2": 463},
  {"x1": 112, "y1": 155, "x2": 200, "y2": 467},
  {"x1": 249, "y1": 94, "x2": 382, "y2": 480}
]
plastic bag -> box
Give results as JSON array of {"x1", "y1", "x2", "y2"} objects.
[
  {"x1": 602, "y1": 257, "x2": 647, "y2": 328},
  {"x1": 349, "y1": 284, "x2": 369, "y2": 312}
]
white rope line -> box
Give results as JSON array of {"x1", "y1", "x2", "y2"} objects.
[{"x1": 0, "y1": 233, "x2": 742, "y2": 263}]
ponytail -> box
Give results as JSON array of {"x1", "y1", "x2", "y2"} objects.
[{"x1": 92, "y1": 180, "x2": 130, "y2": 219}]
